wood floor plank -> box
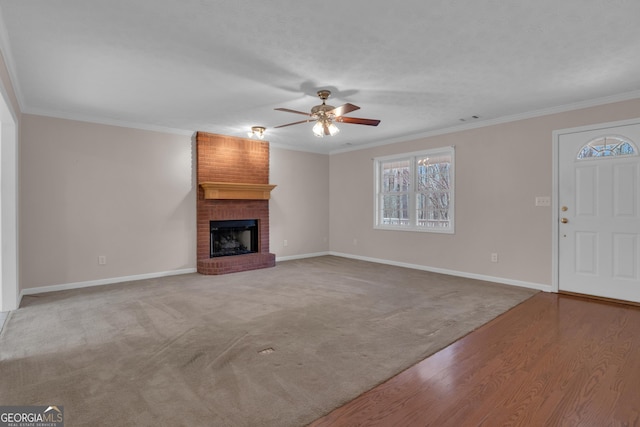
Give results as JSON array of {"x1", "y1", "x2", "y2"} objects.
[{"x1": 309, "y1": 292, "x2": 640, "y2": 427}]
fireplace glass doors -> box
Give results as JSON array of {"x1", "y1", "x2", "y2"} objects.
[{"x1": 210, "y1": 220, "x2": 258, "y2": 257}]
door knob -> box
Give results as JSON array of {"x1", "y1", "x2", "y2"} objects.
[{"x1": 561, "y1": 218, "x2": 569, "y2": 223}]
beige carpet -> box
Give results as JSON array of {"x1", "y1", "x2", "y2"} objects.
[{"x1": 0, "y1": 256, "x2": 537, "y2": 426}]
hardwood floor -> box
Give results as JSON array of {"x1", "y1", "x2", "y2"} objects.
[{"x1": 309, "y1": 292, "x2": 640, "y2": 426}]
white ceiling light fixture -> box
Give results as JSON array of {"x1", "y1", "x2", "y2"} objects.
[
  {"x1": 248, "y1": 126, "x2": 266, "y2": 139},
  {"x1": 312, "y1": 118, "x2": 340, "y2": 138}
]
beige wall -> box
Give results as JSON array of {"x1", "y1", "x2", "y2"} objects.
[
  {"x1": 18, "y1": 116, "x2": 330, "y2": 290},
  {"x1": 17, "y1": 98, "x2": 640, "y2": 292},
  {"x1": 270, "y1": 146, "x2": 330, "y2": 258},
  {"x1": 20, "y1": 115, "x2": 197, "y2": 289},
  {"x1": 329, "y1": 98, "x2": 640, "y2": 287}
]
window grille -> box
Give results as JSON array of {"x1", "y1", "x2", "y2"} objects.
[
  {"x1": 577, "y1": 135, "x2": 637, "y2": 159},
  {"x1": 375, "y1": 147, "x2": 454, "y2": 233}
]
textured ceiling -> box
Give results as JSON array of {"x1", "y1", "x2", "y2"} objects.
[{"x1": 1, "y1": 0, "x2": 640, "y2": 153}]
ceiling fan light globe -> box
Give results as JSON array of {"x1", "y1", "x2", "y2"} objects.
[
  {"x1": 312, "y1": 121, "x2": 324, "y2": 137},
  {"x1": 250, "y1": 126, "x2": 266, "y2": 139},
  {"x1": 328, "y1": 123, "x2": 340, "y2": 136}
]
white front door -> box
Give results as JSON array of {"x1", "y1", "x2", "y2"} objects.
[{"x1": 558, "y1": 122, "x2": 640, "y2": 302}]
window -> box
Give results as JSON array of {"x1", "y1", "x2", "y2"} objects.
[
  {"x1": 577, "y1": 135, "x2": 637, "y2": 159},
  {"x1": 374, "y1": 147, "x2": 454, "y2": 233}
]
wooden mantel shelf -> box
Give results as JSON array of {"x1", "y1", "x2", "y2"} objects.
[{"x1": 200, "y1": 182, "x2": 277, "y2": 200}]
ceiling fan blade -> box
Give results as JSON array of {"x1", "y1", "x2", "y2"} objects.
[
  {"x1": 274, "y1": 119, "x2": 313, "y2": 128},
  {"x1": 336, "y1": 116, "x2": 381, "y2": 126},
  {"x1": 329, "y1": 103, "x2": 360, "y2": 117},
  {"x1": 274, "y1": 107, "x2": 311, "y2": 116}
]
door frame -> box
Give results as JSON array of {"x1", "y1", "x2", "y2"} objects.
[
  {"x1": 0, "y1": 87, "x2": 18, "y2": 312},
  {"x1": 552, "y1": 117, "x2": 640, "y2": 294}
]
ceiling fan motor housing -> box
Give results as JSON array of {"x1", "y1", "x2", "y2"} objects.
[
  {"x1": 311, "y1": 103, "x2": 336, "y2": 120},
  {"x1": 311, "y1": 90, "x2": 335, "y2": 120}
]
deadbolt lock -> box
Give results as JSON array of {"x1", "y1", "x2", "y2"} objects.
[
  {"x1": 561, "y1": 206, "x2": 568, "y2": 211},
  {"x1": 561, "y1": 218, "x2": 569, "y2": 223}
]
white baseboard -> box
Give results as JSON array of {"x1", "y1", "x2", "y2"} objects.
[
  {"x1": 329, "y1": 252, "x2": 552, "y2": 292},
  {"x1": 19, "y1": 268, "x2": 197, "y2": 304},
  {"x1": 16, "y1": 252, "x2": 550, "y2": 307},
  {"x1": 275, "y1": 251, "x2": 331, "y2": 262}
]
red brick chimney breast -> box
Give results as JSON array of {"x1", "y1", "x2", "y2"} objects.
[{"x1": 196, "y1": 132, "x2": 276, "y2": 274}]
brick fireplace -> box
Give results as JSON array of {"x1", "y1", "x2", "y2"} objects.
[{"x1": 196, "y1": 132, "x2": 276, "y2": 275}]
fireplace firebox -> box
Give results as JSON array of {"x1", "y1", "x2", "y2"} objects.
[{"x1": 210, "y1": 220, "x2": 258, "y2": 258}]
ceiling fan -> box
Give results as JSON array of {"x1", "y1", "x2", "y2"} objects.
[{"x1": 274, "y1": 90, "x2": 380, "y2": 137}]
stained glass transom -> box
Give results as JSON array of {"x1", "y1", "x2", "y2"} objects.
[{"x1": 577, "y1": 135, "x2": 637, "y2": 160}]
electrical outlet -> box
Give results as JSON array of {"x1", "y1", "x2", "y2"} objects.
[
  {"x1": 535, "y1": 196, "x2": 551, "y2": 207},
  {"x1": 353, "y1": 238, "x2": 358, "y2": 246},
  {"x1": 98, "y1": 255, "x2": 107, "y2": 265},
  {"x1": 283, "y1": 240, "x2": 288, "y2": 247},
  {"x1": 491, "y1": 253, "x2": 498, "y2": 263}
]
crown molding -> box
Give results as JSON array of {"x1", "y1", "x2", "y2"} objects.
[
  {"x1": 330, "y1": 90, "x2": 640, "y2": 155},
  {"x1": 20, "y1": 88, "x2": 640, "y2": 154},
  {"x1": 23, "y1": 107, "x2": 194, "y2": 136}
]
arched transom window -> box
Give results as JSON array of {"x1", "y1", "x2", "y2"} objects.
[{"x1": 577, "y1": 135, "x2": 638, "y2": 160}]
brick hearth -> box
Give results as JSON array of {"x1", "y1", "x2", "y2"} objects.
[{"x1": 196, "y1": 132, "x2": 276, "y2": 274}]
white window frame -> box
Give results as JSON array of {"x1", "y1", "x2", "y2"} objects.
[{"x1": 374, "y1": 146, "x2": 455, "y2": 233}]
